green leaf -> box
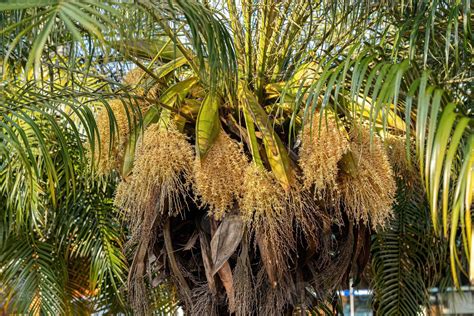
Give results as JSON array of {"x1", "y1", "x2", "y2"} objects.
[
  {"x1": 25, "y1": 11, "x2": 56, "y2": 74},
  {"x1": 241, "y1": 84, "x2": 293, "y2": 189},
  {"x1": 0, "y1": 0, "x2": 56, "y2": 10},
  {"x1": 109, "y1": 39, "x2": 184, "y2": 61},
  {"x1": 196, "y1": 92, "x2": 221, "y2": 158},
  {"x1": 424, "y1": 88, "x2": 443, "y2": 196},
  {"x1": 238, "y1": 83, "x2": 263, "y2": 166},
  {"x1": 372, "y1": 173, "x2": 445, "y2": 315},
  {"x1": 428, "y1": 103, "x2": 457, "y2": 234},
  {"x1": 155, "y1": 56, "x2": 188, "y2": 78},
  {"x1": 441, "y1": 117, "x2": 469, "y2": 238},
  {"x1": 450, "y1": 136, "x2": 473, "y2": 288}
]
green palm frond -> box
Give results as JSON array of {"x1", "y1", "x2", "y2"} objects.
[
  {"x1": 371, "y1": 169, "x2": 448, "y2": 315},
  {"x1": 0, "y1": 0, "x2": 123, "y2": 75},
  {"x1": 0, "y1": 113, "x2": 128, "y2": 314},
  {"x1": 0, "y1": 237, "x2": 67, "y2": 314},
  {"x1": 1, "y1": 81, "x2": 111, "y2": 223}
]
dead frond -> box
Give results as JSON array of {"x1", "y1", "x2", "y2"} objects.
[{"x1": 233, "y1": 235, "x2": 255, "y2": 316}]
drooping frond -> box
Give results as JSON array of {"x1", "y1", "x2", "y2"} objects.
[
  {"x1": 0, "y1": 124, "x2": 127, "y2": 314},
  {"x1": 371, "y1": 161, "x2": 448, "y2": 315},
  {"x1": 0, "y1": 237, "x2": 66, "y2": 314}
]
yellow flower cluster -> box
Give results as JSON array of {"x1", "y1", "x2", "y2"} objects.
[
  {"x1": 338, "y1": 128, "x2": 396, "y2": 229},
  {"x1": 95, "y1": 99, "x2": 134, "y2": 174},
  {"x1": 194, "y1": 132, "x2": 248, "y2": 220},
  {"x1": 94, "y1": 68, "x2": 160, "y2": 175},
  {"x1": 115, "y1": 123, "x2": 194, "y2": 235},
  {"x1": 299, "y1": 113, "x2": 349, "y2": 194}
]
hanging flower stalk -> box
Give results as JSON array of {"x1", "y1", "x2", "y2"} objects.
[
  {"x1": 299, "y1": 112, "x2": 350, "y2": 195},
  {"x1": 114, "y1": 123, "x2": 194, "y2": 313},
  {"x1": 339, "y1": 127, "x2": 397, "y2": 230},
  {"x1": 94, "y1": 68, "x2": 161, "y2": 175},
  {"x1": 194, "y1": 131, "x2": 248, "y2": 220},
  {"x1": 95, "y1": 99, "x2": 135, "y2": 174},
  {"x1": 240, "y1": 163, "x2": 294, "y2": 282}
]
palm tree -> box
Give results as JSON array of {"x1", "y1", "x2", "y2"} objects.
[{"x1": 0, "y1": 0, "x2": 472, "y2": 314}]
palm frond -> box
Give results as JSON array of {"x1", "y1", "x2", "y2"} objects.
[
  {"x1": 371, "y1": 169, "x2": 448, "y2": 315},
  {"x1": 0, "y1": 236, "x2": 67, "y2": 314}
]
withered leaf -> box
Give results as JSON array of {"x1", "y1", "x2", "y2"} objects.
[
  {"x1": 183, "y1": 231, "x2": 199, "y2": 251},
  {"x1": 218, "y1": 261, "x2": 236, "y2": 313},
  {"x1": 199, "y1": 230, "x2": 216, "y2": 294},
  {"x1": 210, "y1": 215, "x2": 243, "y2": 276}
]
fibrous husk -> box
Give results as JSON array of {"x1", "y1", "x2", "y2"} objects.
[
  {"x1": 194, "y1": 131, "x2": 247, "y2": 220},
  {"x1": 339, "y1": 127, "x2": 396, "y2": 230},
  {"x1": 299, "y1": 112, "x2": 349, "y2": 194},
  {"x1": 255, "y1": 265, "x2": 294, "y2": 315},
  {"x1": 233, "y1": 234, "x2": 254, "y2": 316},
  {"x1": 190, "y1": 286, "x2": 217, "y2": 316}
]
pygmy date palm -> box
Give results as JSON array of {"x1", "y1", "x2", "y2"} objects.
[{"x1": 0, "y1": 0, "x2": 472, "y2": 315}]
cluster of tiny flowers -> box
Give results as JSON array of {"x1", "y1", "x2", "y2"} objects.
[
  {"x1": 123, "y1": 67, "x2": 160, "y2": 99},
  {"x1": 194, "y1": 132, "x2": 248, "y2": 220},
  {"x1": 95, "y1": 99, "x2": 133, "y2": 174},
  {"x1": 240, "y1": 163, "x2": 287, "y2": 224},
  {"x1": 339, "y1": 128, "x2": 397, "y2": 230},
  {"x1": 299, "y1": 112, "x2": 349, "y2": 194},
  {"x1": 115, "y1": 123, "x2": 194, "y2": 236}
]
